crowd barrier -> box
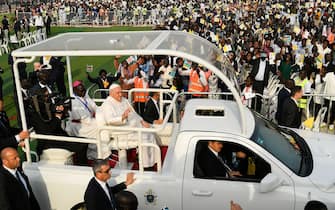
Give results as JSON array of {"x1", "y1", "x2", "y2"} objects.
[
  {"x1": 301, "y1": 93, "x2": 335, "y2": 132},
  {"x1": 18, "y1": 10, "x2": 173, "y2": 26},
  {"x1": 10, "y1": 28, "x2": 47, "y2": 47}
]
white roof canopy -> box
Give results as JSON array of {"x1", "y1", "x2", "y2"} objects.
[
  {"x1": 13, "y1": 31, "x2": 238, "y2": 93},
  {"x1": 12, "y1": 31, "x2": 222, "y2": 66}
]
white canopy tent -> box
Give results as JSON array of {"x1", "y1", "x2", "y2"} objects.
[{"x1": 11, "y1": 30, "x2": 246, "y2": 162}]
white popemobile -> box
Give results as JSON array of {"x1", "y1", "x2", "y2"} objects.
[{"x1": 12, "y1": 31, "x2": 335, "y2": 210}]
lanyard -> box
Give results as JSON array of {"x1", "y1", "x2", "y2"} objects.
[{"x1": 75, "y1": 96, "x2": 93, "y2": 115}]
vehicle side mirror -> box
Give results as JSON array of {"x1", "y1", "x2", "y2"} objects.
[{"x1": 259, "y1": 173, "x2": 283, "y2": 193}]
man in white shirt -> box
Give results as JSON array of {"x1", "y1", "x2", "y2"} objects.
[
  {"x1": 323, "y1": 70, "x2": 335, "y2": 130},
  {"x1": 317, "y1": 40, "x2": 331, "y2": 64},
  {"x1": 34, "y1": 12, "x2": 44, "y2": 30},
  {"x1": 157, "y1": 59, "x2": 174, "y2": 89},
  {"x1": 250, "y1": 52, "x2": 275, "y2": 111},
  {"x1": 97, "y1": 84, "x2": 159, "y2": 169}
]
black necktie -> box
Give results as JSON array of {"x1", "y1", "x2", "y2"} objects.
[
  {"x1": 15, "y1": 171, "x2": 29, "y2": 196},
  {"x1": 217, "y1": 155, "x2": 232, "y2": 177},
  {"x1": 155, "y1": 101, "x2": 160, "y2": 113},
  {"x1": 106, "y1": 183, "x2": 117, "y2": 210},
  {"x1": 0, "y1": 112, "x2": 10, "y2": 130}
]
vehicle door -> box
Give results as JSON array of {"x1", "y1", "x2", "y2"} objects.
[{"x1": 182, "y1": 136, "x2": 295, "y2": 210}]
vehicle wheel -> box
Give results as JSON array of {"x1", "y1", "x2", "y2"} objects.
[
  {"x1": 70, "y1": 202, "x2": 86, "y2": 210},
  {"x1": 305, "y1": 200, "x2": 327, "y2": 210}
]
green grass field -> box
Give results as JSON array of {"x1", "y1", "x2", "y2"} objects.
[{"x1": 1, "y1": 25, "x2": 152, "y2": 126}]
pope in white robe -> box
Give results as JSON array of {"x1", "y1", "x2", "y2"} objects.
[{"x1": 96, "y1": 84, "x2": 159, "y2": 168}]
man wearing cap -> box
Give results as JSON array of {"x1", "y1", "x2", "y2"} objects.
[
  {"x1": 97, "y1": 84, "x2": 159, "y2": 169},
  {"x1": 66, "y1": 81, "x2": 97, "y2": 139}
]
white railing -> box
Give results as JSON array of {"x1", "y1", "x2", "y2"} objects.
[
  {"x1": 26, "y1": 88, "x2": 179, "y2": 173},
  {"x1": 10, "y1": 28, "x2": 47, "y2": 47},
  {"x1": 18, "y1": 10, "x2": 168, "y2": 26},
  {"x1": 96, "y1": 88, "x2": 179, "y2": 172},
  {"x1": 301, "y1": 93, "x2": 335, "y2": 132}
]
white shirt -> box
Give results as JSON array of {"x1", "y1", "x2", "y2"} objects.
[
  {"x1": 39, "y1": 82, "x2": 52, "y2": 94},
  {"x1": 3, "y1": 165, "x2": 17, "y2": 177},
  {"x1": 65, "y1": 94, "x2": 98, "y2": 138},
  {"x1": 151, "y1": 97, "x2": 159, "y2": 113},
  {"x1": 317, "y1": 44, "x2": 331, "y2": 64},
  {"x1": 324, "y1": 72, "x2": 335, "y2": 101},
  {"x1": 70, "y1": 95, "x2": 97, "y2": 123},
  {"x1": 255, "y1": 60, "x2": 266, "y2": 81},
  {"x1": 34, "y1": 15, "x2": 44, "y2": 27},
  {"x1": 208, "y1": 146, "x2": 218, "y2": 157},
  {"x1": 158, "y1": 65, "x2": 174, "y2": 88},
  {"x1": 94, "y1": 177, "x2": 111, "y2": 201},
  {"x1": 291, "y1": 97, "x2": 299, "y2": 107},
  {"x1": 314, "y1": 74, "x2": 324, "y2": 104}
]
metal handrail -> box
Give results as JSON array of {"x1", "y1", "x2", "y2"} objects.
[
  {"x1": 96, "y1": 91, "x2": 178, "y2": 172},
  {"x1": 128, "y1": 88, "x2": 178, "y2": 121}
]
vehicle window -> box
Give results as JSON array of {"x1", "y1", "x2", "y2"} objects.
[
  {"x1": 193, "y1": 140, "x2": 271, "y2": 182},
  {"x1": 195, "y1": 109, "x2": 225, "y2": 117},
  {"x1": 250, "y1": 113, "x2": 313, "y2": 177}
]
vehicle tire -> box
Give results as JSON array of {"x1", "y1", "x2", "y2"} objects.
[
  {"x1": 304, "y1": 200, "x2": 327, "y2": 210},
  {"x1": 70, "y1": 202, "x2": 86, "y2": 210}
]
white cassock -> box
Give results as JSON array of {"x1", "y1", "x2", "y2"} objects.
[
  {"x1": 96, "y1": 96, "x2": 158, "y2": 168},
  {"x1": 65, "y1": 94, "x2": 97, "y2": 139}
]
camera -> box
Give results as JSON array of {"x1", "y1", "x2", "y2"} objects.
[
  {"x1": 27, "y1": 89, "x2": 72, "y2": 122},
  {"x1": 49, "y1": 93, "x2": 72, "y2": 118}
]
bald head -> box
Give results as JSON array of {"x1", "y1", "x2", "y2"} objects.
[
  {"x1": 1, "y1": 147, "x2": 20, "y2": 169},
  {"x1": 1, "y1": 147, "x2": 16, "y2": 159}
]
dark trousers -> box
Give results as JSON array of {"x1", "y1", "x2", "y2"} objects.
[
  {"x1": 134, "y1": 102, "x2": 145, "y2": 117},
  {"x1": 46, "y1": 25, "x2": 51, "y2": 35},
  {"x1": 252, "y1": 80, "x2": 265, "y2": 112},
  {"x1": 0, "y1": 76, "x2": 3, "y2": 100},
  {"x1": 324, "y1": 99, "x2": 335, "y2": 124}
]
